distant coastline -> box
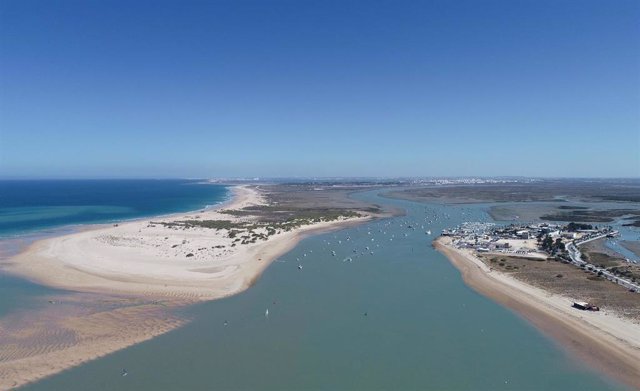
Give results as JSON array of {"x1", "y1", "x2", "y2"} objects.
[{"x1": 434, "y1": 236, "x2": 640, "y2": 390}]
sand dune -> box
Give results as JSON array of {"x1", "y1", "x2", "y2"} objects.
[{"x1": 7, "y1": 185, "x2": 371, "y2": 300}]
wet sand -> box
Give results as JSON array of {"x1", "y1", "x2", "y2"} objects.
[
  {"x1": 621, "y1": 240, "x2": 640, "y2": 259},
  {"x1": 6, "y1": 186, "x2": 372, "y2": 300},
  {"x1": 0, "y1": 185, "x2": 373, "y2": 389},
  {"x1": 434, "y1": 236, "x2": 640, "y2": 390},
  {"x1": 0, "y1": 292, "x2": 188, "y2": 390}
]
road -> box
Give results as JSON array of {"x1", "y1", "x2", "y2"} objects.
[{"x1": 566, "y1": 241, "x2": 640, "y2": 292}]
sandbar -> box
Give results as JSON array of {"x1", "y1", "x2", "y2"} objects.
[
  {"x1": 6, "y1": 185, "x2": 372, "y2": 300},
  {"x1": 0, "y1": 185, "x2": 373, "y2": 389}
]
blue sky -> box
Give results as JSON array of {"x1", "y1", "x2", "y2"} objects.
[{"x1": 1, "y1": 0, "x2": 638, "y2": 178}]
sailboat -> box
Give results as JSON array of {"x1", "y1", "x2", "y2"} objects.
[{"x1": 265, "y1": 308, "x2": 269, "y2": 318}]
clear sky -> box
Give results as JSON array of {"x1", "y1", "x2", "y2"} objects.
[{"x1": 1, "y1": 0, "x2": 638, "y2": 179}]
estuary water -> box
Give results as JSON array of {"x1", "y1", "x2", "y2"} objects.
[{"x1": 15, "y1": 189, "x2": 625, "y2": 390}]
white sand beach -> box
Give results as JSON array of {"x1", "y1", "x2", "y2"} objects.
[
  {"x1": 6, "y1": 185, "x2": 372, "y2": 300},
  {"x1": 0, "y1": 185, "x2": 373, "y2": 389}
]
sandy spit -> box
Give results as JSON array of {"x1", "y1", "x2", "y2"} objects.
[
  {"x1": 434, "y1": 236, "x2": 640, "y2": 390},
  {"x1": 0, "y1": 185, "x2": 373, "y2": 389},
  {"x1": 6, "y1": 185, "x2": 372, "y2": 300}
]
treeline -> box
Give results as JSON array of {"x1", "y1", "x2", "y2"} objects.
[
  {"x1": 539, "y1": 234, "x2": 565, "y2": 254},
  {"x1": 566, "y1": 222, "x2": 593, "y2": 231}
]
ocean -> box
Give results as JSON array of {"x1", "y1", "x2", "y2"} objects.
[
  {"x1": 0, "y1": 179, "x2": 228, "y2": 319},
  {"x1": 0, "y1": 180, "x2": 229, "y2": 238},
  {"x1": 8, "y1": 187, "x2": 625, "y2": 390}
]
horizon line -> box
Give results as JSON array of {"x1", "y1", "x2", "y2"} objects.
[{"x1": 1, "y1": 176, "x2": 639, "y2": 181}]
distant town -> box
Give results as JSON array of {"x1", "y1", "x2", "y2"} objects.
[{"x1": 209, "y1": 176, "x2": 537, "y2": 186}]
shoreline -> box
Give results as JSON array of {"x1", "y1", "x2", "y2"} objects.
[
  {"x1": 5, "y1": 185, "x2": 372, "y2": 300},
  {"x1": 0, "y1": 182, "x2": 233, "y2": 244},
  {"x1": 1, "y1": 185, "x2": 374, "y2": 389},
  {"x1": 0, "y1": 295, "x2": 188, "y2": 390},
  {"x1": 434, "y1": 236, "x2": 640, "y2": 390}
]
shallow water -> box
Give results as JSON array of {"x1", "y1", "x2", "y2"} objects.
[
  {"x1": 18, "y1": 190, "x2": 625, "y2": 390},
  {"x1": 0, "y1": 180, "x2": 229, "y2": 237},
  {"x1": 487, "y1": 200, "x2": 640, "y2": 263},
  {"x1": 0, "y1": 179, "x2": 229, "y2": 321}
]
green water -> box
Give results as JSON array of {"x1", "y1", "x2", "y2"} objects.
[{"x1": 15, "y1": 190, "x2": 627, "y2": 390}]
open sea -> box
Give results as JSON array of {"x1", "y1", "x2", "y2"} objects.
[
  {"x1": 0, "y1": 182, "x2": 629, "y2": 390},
  {"x1": 0, "y1": 180, "x2": 229, "y2": 238},
  {"x1": 0, "y1": 179, "x2": 228, "y2": 319}
]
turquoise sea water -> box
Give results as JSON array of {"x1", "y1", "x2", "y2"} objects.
[
  {"x1": 0, "y1": 179, "x2": 229, "y2": 328},
  {"x1": 0, "y1": 180, "x2": 229, "y2": 238},
  {"x1": 12, "y1": 188, "x2": 626, "y2": 390}
]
